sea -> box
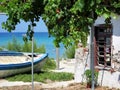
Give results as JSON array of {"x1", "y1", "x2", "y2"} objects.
[{"x1": 0, "y1": 32, "x2": 65, "y2": 59}]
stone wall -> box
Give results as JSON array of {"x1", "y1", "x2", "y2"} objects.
[{"x1": 74, "y1": 47, "x2": 120, "y2": 89}]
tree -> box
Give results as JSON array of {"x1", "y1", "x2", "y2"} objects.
[
  {"x1": 42, "y1": 0, "x2": 120, "y2": 47},
  {"x1": 0, "y1": 0, "x2": 120, "y2": 47},
  {"x1": 1, "y1": 1, "x2": 120, "y2": 89}
]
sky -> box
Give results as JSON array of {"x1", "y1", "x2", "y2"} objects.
[{"x1": 0, "y1": 14, "x2": 48, "y2": 32}]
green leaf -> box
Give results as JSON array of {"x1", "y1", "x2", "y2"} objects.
[{"x1": 103, "y1": 13, "x2": 110, "y2": 19}]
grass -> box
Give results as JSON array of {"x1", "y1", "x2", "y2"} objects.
[
  {"x1": 41, "y1": 57, "x2": 56, "y2": 71},
  {"x1": 5, "y1": 57, "x2": 73, "y2": 83},
  {"x1": 6, "y1": 71, "x2": 74, "y2": 83}
]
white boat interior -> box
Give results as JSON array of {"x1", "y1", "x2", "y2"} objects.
[{"x1": 0, "y1": 52, "x2": 44, "y2": 64}]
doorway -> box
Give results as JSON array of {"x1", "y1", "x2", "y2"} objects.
[{"x1": 94, "y1": 24, "x2": 113, "y2": 66}]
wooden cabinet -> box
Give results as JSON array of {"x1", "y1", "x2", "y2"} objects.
[{"x1": 94, "y1": 24, "x2": 112, "y2": 66}]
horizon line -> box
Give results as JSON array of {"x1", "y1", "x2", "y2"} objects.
[{"x1": 0, "y1": 31, "x2": 48, "y2": 33}]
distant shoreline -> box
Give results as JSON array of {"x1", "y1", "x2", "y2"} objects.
[{"x1": 0, "y1": 32, "x2": 65, "y2": 59}]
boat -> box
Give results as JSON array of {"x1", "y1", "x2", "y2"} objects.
[{"x1": 0, "y1": 51, "x2": 48, "y2": 78}]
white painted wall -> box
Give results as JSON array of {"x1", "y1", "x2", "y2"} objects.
[
  {"x1": 95, "y1": 16, "x2": 120, "y2": 54},
  {"x1": 112, "y1": 17, "x2": 120, "y2": 54},
  {"x1": 98, "y1": 70, "x2": 120, "y2": 88}
]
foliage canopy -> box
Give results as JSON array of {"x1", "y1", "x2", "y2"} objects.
[{"x1": 0, "y1": 0, "x2": 120, "y2": 48}]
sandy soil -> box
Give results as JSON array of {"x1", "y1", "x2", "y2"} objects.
[{"x1": 0, "y1": 82, "x2": 118, "y2": 90}]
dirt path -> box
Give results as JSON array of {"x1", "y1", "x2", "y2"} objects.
[{"x1": 0, "y1": 82, "x2": 118, "y2": 90}]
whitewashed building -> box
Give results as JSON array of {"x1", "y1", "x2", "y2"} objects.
[{"x1": 74, "y1": 16, "x2": 120, "y2": 89}]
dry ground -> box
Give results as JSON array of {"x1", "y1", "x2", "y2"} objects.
[{"x1": 0, "y1": 83, "x2": 119, "y2": 90}]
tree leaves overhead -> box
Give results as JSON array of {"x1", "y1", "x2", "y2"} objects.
[
  {"x1": 0, "y1": 0, "x2": 120, "y2": 48},
  {"x1": 43, "y1": 0, "x2": 120, "y2": 47},
  {"x1": 43, "y1": 0, "x2": 93, "y2": 47}
]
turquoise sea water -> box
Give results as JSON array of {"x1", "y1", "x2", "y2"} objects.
[{"x1": 0, "y1": 32, "x2": 65, "y2": 59}]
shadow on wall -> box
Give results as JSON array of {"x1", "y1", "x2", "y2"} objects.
[{"x1": 118, "y1": 75, "x2": 120, "y2": 84}]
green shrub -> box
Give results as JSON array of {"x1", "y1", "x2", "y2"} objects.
[
  {"x1": 5, "y1": 37, "x2": 46, "y2": 53},
  {"x1": 41, "y1": 58, "x2": 56, "y2": 70},
  {"x1": 6, "y1": 71, "x2": 74, "y2": 83},
  {"x1": 84, "y1": 69, "x2": 99, "y2": 85},
  {"x1": 22, "y1": 42, "x2": 31, "y2": 52},
  {"x1": 22, "y1": 41, "x2": 46, "y2": 53},
  {"x1": 43, "y1": 72, "x2": 73, "y2": 82},
  {"x1": 35, "y1": 44, "x2": 46, "y2": 53},
  {"x1": 7, "y1": 37, "x2": 22, "y2": 52},
  {"x1": 0, "y1": 47, "x2": 3, "y2": 51},
  {"x1": 64, "y1": 45, "x2": 75, "y2": 59}
]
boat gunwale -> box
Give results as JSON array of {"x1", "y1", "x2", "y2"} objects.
[{"x1": 0, "y1": 53, "x2": 48, "y2": 70}]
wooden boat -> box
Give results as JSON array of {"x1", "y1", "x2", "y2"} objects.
[{"x1": 0, "y1": 51, "x2": 48, "y2": 78}]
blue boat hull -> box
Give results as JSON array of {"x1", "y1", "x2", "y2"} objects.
[{"x1": 0, "y1": 52, "x2": 48, "y2": 78}]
